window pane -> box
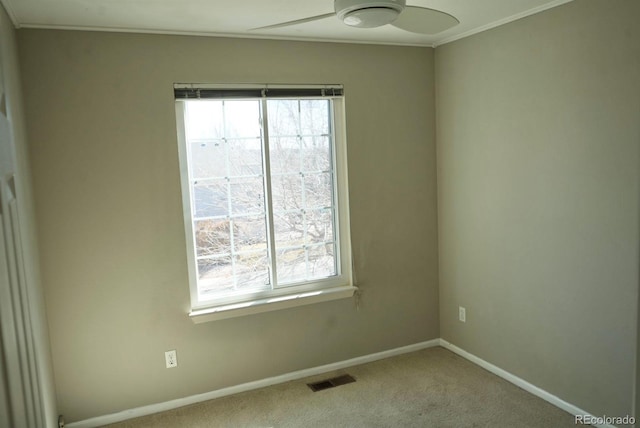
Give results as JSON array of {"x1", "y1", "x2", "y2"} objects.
[
  {"x1": 228, "y1": 138, "x2": 263, "y2": 176},
  {"x1": 271, "y1": 174, "x2": 303, "y2": 212},
  {"x1": 269, "y1": 99, "x2": 338, "y2": 286},
  {"x1": 304, "y1": 173, "x2": 333, "y2": 209},
  {"x1": 195, "y1": 219, "x2": 232, "y2": 257},
  {"x1": 276, "y1": 247, "x2": 307, "y2": 285},
  {"x1": 229, "y1": 177, "x2": 265, "y2": 216},
  {"x1": 233, "y1": 216, "x2": 268, "y2": 252},
  {"x1": 300, "y1": 100, "x2": 329, "y2": 136},
  {"x1": 186, "y1": 101, "x2": 223, "y2": 140},
  {"x1": 193, "y1": 180, "x2": 228, "y2": 218},
  {"x1": 305, "y1": 209, "x2": 334, "y2": 245},
  {"x1": 198, "y1": 256, "x2": 234, "y2": 295},
  {"x1": 308, "y1": 244, "x2": 336, "y2": 278},
  {"x1": 276, "y1": 243, "x2": 336, "y2": 286},
  {"x1": 269, "y1": 137, "x2": 300, "y2": 175},
  {"x1": 198, "y1": 252, "x2": 270, "y2": 297},
  {"x1": 224, "y1": 101, "x2": 261, "y2": 139},
  {"x1": 302, "y1": 136, "x2": 331, "y2": 173},
  {"x1": 234, "y1": 251, "x2": 270, "y2": 290},
  {"x1": 268, "y1": 100, "x2": 299, "y2": 137},
  {"x1": 189, "y1": 140, "x2": 226, "y2": 180},
  {"x1": 274, "y1": 211, "x2": 303, "y2": 245}
]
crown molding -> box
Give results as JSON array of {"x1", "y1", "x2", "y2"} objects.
[
  {"x1": 0, "y1": 0, "x2": 19, "y2": 28},
  {"x1": 434, "y1": 0, "x2": 574, "y2": 47}
]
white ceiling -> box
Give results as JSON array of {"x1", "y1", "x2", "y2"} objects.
[{"x1": 2, "y1": 0, "x2": 573, "y2": 47}]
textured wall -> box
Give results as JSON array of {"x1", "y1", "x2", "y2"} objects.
[
  {"x1": 436, "y1": 0, "x2": 639, "y2": 418},
  {"x1": 17, "y1": 31, "x2": 439, "y2": 422}
]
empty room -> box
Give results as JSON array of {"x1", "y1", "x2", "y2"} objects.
[{"x1": 0, "y1": 0, "x2": 638, "y2": 427}]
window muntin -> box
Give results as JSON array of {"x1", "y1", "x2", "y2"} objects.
[{"x1": 176, "y1": 93, "x2": 350, "y2": 309}]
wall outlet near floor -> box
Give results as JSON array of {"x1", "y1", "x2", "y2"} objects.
[
  {"x1": 165, "y1": 350, "x2": 178, "y2": 368},
  {"x1": 459, "y1": 306, "x2": 466, "y2": 323}
]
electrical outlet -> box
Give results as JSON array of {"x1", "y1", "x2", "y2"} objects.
[
  {"x1": 459, "y1": 306, "x2": 466, "y2": 323},
  {"x1": 165, "y1": 350, "x2": 178, "y2": 368}
]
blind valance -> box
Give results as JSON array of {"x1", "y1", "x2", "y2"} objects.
[{"x1": 174, "y1": 84, "x2": 343, "y2": 99}]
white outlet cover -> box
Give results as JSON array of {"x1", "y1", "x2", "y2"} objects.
[
  {"x1": 165, "y1": 350, "x2": 178, "y2": 368},
  {"x1": 459, "y1": 307, "x2": 466, "y2": 322}
]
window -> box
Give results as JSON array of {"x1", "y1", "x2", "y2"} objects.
[{"x1": 175, "y1": 84, "x2": 354, "y2": 321}]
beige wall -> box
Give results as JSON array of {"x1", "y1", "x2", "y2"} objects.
[
  {"x1": 17, "y1": 0, "x2": 640, "y2": 423},
  {"x1": 436, "y1": 0, "x2": 639, "y2": 418},
  {"x1": 0, "y1": 3, "x2": 57, "y2": 427},
  {"x1": 17, "y1": 30, "x2": 439, "y2": 422}
]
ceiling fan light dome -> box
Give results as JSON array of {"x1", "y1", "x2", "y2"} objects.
[
  {"x1": 335, "y1": 0, "x2": 406, "y2": 28},
  {"x1": 343, "y1": 8, "x2": 400, "y2": 28}
]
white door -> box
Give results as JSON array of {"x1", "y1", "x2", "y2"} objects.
[{"x1": 0, "y1": 104, "x2": 42, "y2": 428}]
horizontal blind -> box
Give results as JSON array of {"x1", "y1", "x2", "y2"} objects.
[{"x1": 174, "y1": 84, "x2": 343, "y2": 99}]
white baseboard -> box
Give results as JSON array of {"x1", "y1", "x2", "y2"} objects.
[
  {"x1": 439, "y1": 339, "x2": 617, "y2": 428},
  {"x1": 66, "y1": 339, "x2": 441, "y2": 428},
  {"x1": 68, "y1": 338, "x2": 620, "y2": 428}
]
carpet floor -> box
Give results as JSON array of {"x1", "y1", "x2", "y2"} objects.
[{"x1": 105, "y1": 346, "x2": 578, "y2": 427}]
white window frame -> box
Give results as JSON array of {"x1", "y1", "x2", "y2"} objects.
[{"x1": 174, "y1": 84, "x2": 355, "y2": 322}]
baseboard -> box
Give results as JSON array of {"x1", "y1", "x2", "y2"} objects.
[
  {"x1": 67, "y1": 338, "x2": 620, "y2": 428},
  {"x1": 66, "y1": 339, "x2": 441, "y2": 427},
  {"x1": 439, "y1": 339, "x2": 617, "y2": 428}
]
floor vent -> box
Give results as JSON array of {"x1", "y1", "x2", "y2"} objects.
[{"x1": 307, "y1": 374, "x2": 356, "y2": 392}]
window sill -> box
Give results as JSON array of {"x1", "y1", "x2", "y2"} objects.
[{"x1": 189, "y1": 285, "x2": 358, "y2": 323}]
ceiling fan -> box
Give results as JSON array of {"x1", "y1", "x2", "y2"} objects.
[{"x1": 251, "y1": 0, "x2": 459, "y2": 35}]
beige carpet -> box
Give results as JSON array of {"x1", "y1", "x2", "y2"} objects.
[{"x1": 105, "y1": 347, "x2": 577, "y2": 427}]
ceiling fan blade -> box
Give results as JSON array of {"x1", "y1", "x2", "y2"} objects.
[
  {"x1": 250, "y1": 13, "x2": 336, "y2": 31},
  {"x1": 391, "y1": 6, "x2": 459, "y2": 35}
]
